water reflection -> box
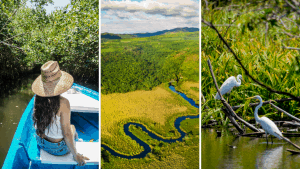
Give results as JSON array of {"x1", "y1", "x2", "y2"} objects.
[
  {"x1": 202, "y1": 128, "x2": 300, "y2": 169},
  {"x1": 256, "y1": 146, "x2": 283, "y2": 169},
  {"x1": 0, "y1": 74, "x2": 36, "y2": 167}
]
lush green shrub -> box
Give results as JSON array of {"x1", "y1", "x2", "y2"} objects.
[{"x1": 8, "y1": 0, "x2": 99, "y2": 85}]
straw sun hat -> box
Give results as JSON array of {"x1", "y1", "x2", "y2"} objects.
[{"x1": 32, "y1": 61, "x2": 74, "y2": 97}]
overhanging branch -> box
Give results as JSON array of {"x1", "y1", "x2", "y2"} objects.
[{"x1": 202, "y1": 18, "x2": 300, "y2": 102}]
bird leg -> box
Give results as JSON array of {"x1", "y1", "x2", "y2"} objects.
[
  {"x1": 271, "y1": 135, "x2": 273, "y2": 144},
  {"x1": 266, "y1": 133, "x2": 268, "y2": 145}
]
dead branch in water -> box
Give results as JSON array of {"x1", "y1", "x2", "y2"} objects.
[
  {"x1": 208, "y1": 59, "x2": 261, "y2": 134},
  {"x1": 207, "y1": 59, "x2": 244, "y2": 134},
  {"x1": 241, "y1": 132, "x2": 300, "y2": 137},
  {"x1": 275, "y1": 131, "x2": 300, "y2": 152}
]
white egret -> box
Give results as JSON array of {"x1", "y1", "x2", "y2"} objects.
[
  {"x1": 215, "y1": 74, "x2": 243, "y2": 100},
  {"x1": 248, "y1": 95, "x2": 282, "y2": 144}
]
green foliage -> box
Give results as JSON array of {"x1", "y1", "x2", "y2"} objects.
[
  {"x1": 101, "y1": 33, "x2": 122, "y2": 40},
  {"x1": 152, "y1": 146, "x2": 161, "y2": 156},
  {"x1": 180, "y1": 118, "x2": 199, "y2": 136},
  {"x1": 0, "y1": 0, "x2": 31, "y2": 97},
  {"x1": 202, "y1": 1, "x2": 300, "y2": 124},
  {"x1": 30, "y1": 0, "x2": 54, "y2": 7},
  {"x1": 101, "y1": 32, "x2": 199, "y2": 94},
  {"x1": 7, "y1": 0, "x2": 99, "y2": 85},
  {"x1": 101, "y1": 148, "x2": 110, "y2": 163},
  {"x1": 190, "y1": 87, "x2": 199, "y2": 91}
]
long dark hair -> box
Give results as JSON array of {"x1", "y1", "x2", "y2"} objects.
[{"x1": 33, "y1": 95, "x2": 60, "y2": 136}]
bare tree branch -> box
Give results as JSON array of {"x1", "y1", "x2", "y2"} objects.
[
  {"x1": 202, "y1": 24, "x2": 237, "y2": 27},
  {"x1": 208, "y1": 59, "x2": 261, "y2": 133},
  {"x1": 201, "y1": 91, "x2": 210, "y2": 110},
  {"x1": 241, "y1": 132, "x2": 300, "y2": 137},
  {"x1": 204, "y1": 0, "x2": 209, "y2": 11},
  {"x1": 3, "y1": 32, "x2": 27, "y2": 42},
  {"x1": 284, "y1": 0, "x2": 300, "y2": 15},
  {"x1": 202, "y1": 18, "x2": 300, "y2": 102},
  {"x1": 231, "y1": 97, "x2": 296, "y2": 110},
  {"x1": 0, "y1": 41, "x2": 24, "y2": 51},
  {"x1": 207, "y1": 59, "x2": 244, "y2": 134},
  {"x1": 270, "y1": 102, "x2": 300, "y2": 122},
  {"x1": 282, "y1": 46, "x2": 300, "y2": 50},
  {"x1": 291, "y1": 0, "x2": 300, "y2": 6},
  {"x1": 224, "y1": 15, "x2": 240, "y2": 39},
  {"x1": 282, "y1": 30, "x2": 300, "y2": 38},
  {"x1": 280, "y1": 19, "x2": 288, "y2": 29},
  {"x1": 0, "y1": 8, "x2": 19, "y2": 33},
  {"x1": 275, "y1": 131, "x2": 300, "y2": 151}
]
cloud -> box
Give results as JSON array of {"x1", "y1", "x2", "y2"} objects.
[
  {"x1": 155, "y1": 0, "x2": 198, "y2": 5},
  {"x1": 102, "y1": 14, "x2": 113, "y2": 19},
  {"x1": 101, "y1": 0, "x2": 199, "y2": 33},
  {"x1": 101, "y1": 0, "x2": 198, "y2": 18},
  {"x1": 101, "y1": 15, "x2": 199, "y2": 34}
]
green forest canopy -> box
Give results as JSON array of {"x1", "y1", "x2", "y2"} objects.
[
  {"x1": 0, "y1": 0, "x2": 98, "y2": 85},
  {"x1": 101, "y1": 31, "x2": 199, "y2": 94}
]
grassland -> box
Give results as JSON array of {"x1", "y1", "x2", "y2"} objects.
[
  {"x1": 176, "y1": 81, "x2": 199, "y2": 105},
  {"x1": 101, "y1": 30, "x2": 199, "y2": 168},
  {"x1": 101, "y1": 117, "x2": 199, "y2": 169},
  {"x1": 101, "y1": 83, "x2": 198, "y2": 155},
  {"x1": 201, "y1": 3, "x2": 300, "y2": 125}
]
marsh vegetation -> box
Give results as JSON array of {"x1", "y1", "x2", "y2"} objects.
[
  {"x1": 101, "y1": 32, "x2": 199, "y2": 168},
  {"x1": 202, "y1": 0, "x2": 300, "y2": 168}
]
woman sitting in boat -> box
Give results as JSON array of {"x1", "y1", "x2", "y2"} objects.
[{"x1": 31, "y1": 61, "x2": 89, "y2": 166}]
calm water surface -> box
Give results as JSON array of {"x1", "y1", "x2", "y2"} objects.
[
  {"x1": 202, "y1": 128, "x2": 300, "y2": 169},
  {"x1": 0, "y1": 74, "x2": 36, "y2": 167}
]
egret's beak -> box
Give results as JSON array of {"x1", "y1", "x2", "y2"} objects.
[{"x1": 246, "y1": 96, "x2": 255, "y2": 100}]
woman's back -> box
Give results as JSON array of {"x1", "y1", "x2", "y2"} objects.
[
  {"x1": 44, "y1": 115, "x2": 64, "y2": 139},
  {"x1": 32, "y1": 61, "x2": 89, "y2": 165},
  {"x1": 37, "y1": 96, "x2": 70, "y2": 143}
]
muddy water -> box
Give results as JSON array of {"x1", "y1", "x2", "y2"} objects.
[
  {"x1": 202, "y1": 128, "x2": 300, "y2": 169},
  {"x1": 0, "y1": 74, "x2": 36, "y2": 167}
]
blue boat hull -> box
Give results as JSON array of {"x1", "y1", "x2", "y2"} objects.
[{"x1": 3, "y1": 83, "x2": 99, "y2": 169}]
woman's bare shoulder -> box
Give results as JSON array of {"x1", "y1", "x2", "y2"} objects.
[
  {"x1": 59, "y1": 96, "x2": 70, "y2": 114},
  {"x1": 60, "y1": 96, "x2": 70, "y2": 104}
]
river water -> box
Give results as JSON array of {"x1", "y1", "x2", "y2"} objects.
[
  {"x1": 102, "y1": 85, "x2": 199, "y2": 159},
  {"x1": 201, "y1": 128, "x2": 300, "y2": 169},
  {"x1": 0, "y1": 74, "x2": 36, "y2": 167}
]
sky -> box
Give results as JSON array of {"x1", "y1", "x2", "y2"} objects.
[
  {"x1": 26, "y1": 0, "x2": 71, "y2": 15},
  {"x1": 101, "y1": 0, "x2": 199, "y2": 34}
]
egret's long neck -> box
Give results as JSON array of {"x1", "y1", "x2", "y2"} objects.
[
  {"x1": 236, "y1": 76, "x2": 242, "y2": 86},
  {"x1": 254, "y1": 98, "x2": 263, "y2": 123}
]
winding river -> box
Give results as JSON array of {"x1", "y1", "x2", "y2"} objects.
[{"x1": 101, "y1": 85, "x2": 199, "y2": 159}]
